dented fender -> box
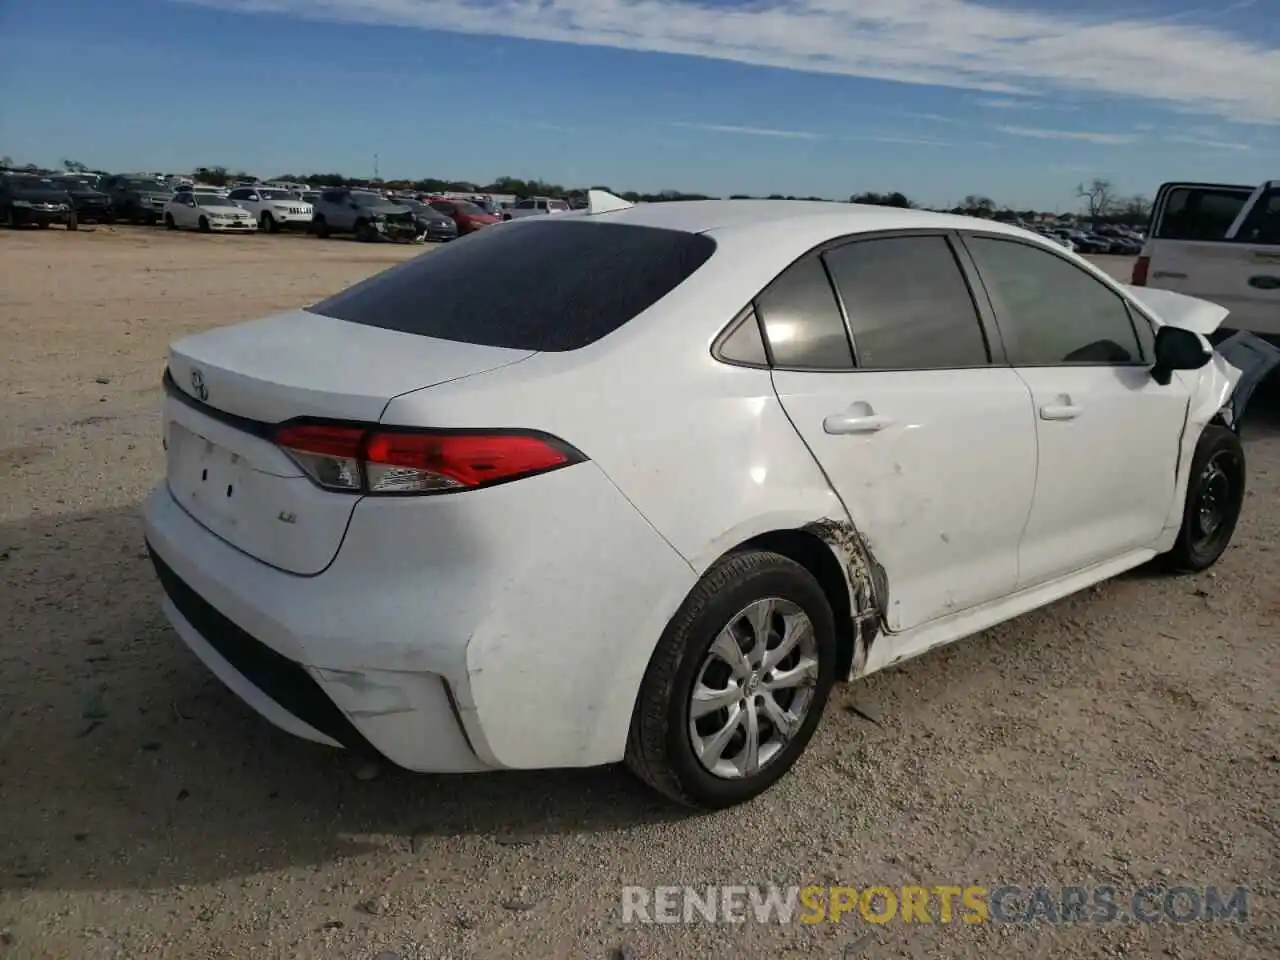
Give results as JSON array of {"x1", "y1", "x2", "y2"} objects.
[{"x1": 1207, "y1": 331, "x2": 1280, "y2": 430}]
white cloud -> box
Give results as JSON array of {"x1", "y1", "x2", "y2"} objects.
[
  {"x1": 861, "y1": 135, "x2": 950, "y2": 146},
  {"x1": 670, "y1": 121, "x2": 825, "y2": 140},
  {"x1": 996, "y1": 125, "x2": 1139, "y2": 145},
  {"x1": 1165, "y1": 135, "x2": 1252, "y2": 151},
  {"x1": 171, "y1": 0, "x2": 1280, "y2": 124},
  {"x1": 975, "y1": 98, "x2": 1034, "y2": 110}
]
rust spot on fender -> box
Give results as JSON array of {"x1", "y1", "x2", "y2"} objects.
[{"x1": 803, "y1": 518, "x2": 888, "y2": 677}]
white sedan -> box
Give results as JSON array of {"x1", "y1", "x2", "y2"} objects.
[
  {"x1": 143, "y1": 193, "x2": 1279, "y2": 809},
  {"x1": 163, "y1": 192, "x2": 257, "y2": 233}
]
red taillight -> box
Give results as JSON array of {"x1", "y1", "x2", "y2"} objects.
[
  {"x1": 1131, "y1": 255, "x2": 1150, "y2": 286},
  {"x1": 272, "y1": 422, "x2": 582, "y2": 495}
]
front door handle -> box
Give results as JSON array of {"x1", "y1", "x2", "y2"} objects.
[
  {"x1": 824, "y1": 412, "x2": 895, "y2": 435},
  {"x1": 1039, "y1": 403, "x2": 1083, "y2": 420}
]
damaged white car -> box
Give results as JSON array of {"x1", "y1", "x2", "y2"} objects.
[{"x1": 143, "y1": 194, "x2": 1280, "y2": 810}]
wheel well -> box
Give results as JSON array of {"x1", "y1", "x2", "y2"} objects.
[{"x1": 735, "y1": 529, "x2": 857, "y2": 679}]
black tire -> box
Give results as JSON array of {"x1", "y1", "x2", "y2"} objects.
[
  {"x1": 354, "y1": 218, "x2": 376, "y2": 242},
  {"x1": 5, "y1": 207, "x2": 18, "y2": 228},
  {"x1": 66, "y1": 213, "x2": 78, "y2": 231},
  {"x1": 1159, "y1": 424, "x2": 1245, "y2": 573},
  {"x1": 260, "y1": 212, "x2": 277, "y2": 233},
  {"x1": 198, "y1": 216, "x2": 210, "y2": 233},
  {"x1": 625, "y1": 550, "x2": 838, "y2": 809},
  {"x1": 36, "y1": 221, "x2": 50, "y2": 229},
  {"x1": 313, "y1": 215, "x2": 329, "y2": 238},
  {"x1": 164, "y1": 213, "x2": 177, "y2": 230}
]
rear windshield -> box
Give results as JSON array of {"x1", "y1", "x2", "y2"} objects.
[
  {"x1": 309, "y1": 219, "x2": 717, "y2": 351},
  {"x1": 1154, "y1": 186, "x2": 1252, "y2": 241}
]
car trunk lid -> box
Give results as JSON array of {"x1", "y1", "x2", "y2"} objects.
[{"x1": 164, "y1": 309, "x2": 535, "y2": 574}]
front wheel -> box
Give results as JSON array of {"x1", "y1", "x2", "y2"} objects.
[
  {"x1": 260, "y1": 212, "x2": 277, "y2": 233},
  {"x1": 312, "y1": 215, "x2": 329, "y2": 238},
  {"x1": 197, "y1": 216, "x2": 210, "y2": 233},
  {"x1": 164, "y1": 213, "x2": 177, "y2": 230},
  {"x1": 625, "y1": 550, "x2": 837, "y2": 809},
  {"x1": 66, "y1": 212, "x2": 78, "y2": 231},
  {"x1": 1159, "y1": 424, "x2": 1245, "y2": 572}
]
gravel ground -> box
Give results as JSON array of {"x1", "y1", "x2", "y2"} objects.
[{"x1": 0, "y1": 229, "x2": 1276, "y2": 960}]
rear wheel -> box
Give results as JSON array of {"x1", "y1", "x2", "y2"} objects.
[
  {"x1": 66, "y1": 212, "x2": 78, "y2": 231},
  {"x1": 5, "y1": 207, "x2": 18, "y2": 228},
  {"x1": 164, "y1": 213, "x2": 177, "y2": 230},
  {"x1": 625, "y1": 550, "x2": 837, "y2": 809},
  {"x1": 312, "y1": 215, "x2": 329, "y2": 238},
  {"x1": 1159, "y1": 424, "x2": 1245, "y2": 572}
]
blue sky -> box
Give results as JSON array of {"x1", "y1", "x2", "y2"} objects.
[{"x1": 1, "y1": 0, "x2": 1277, "y2": 209}]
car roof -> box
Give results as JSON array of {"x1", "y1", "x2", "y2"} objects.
[{"x1": 572, "y1": 199, "x2": 1041, "y2": 252}]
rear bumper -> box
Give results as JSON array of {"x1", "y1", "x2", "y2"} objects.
[{"x1": 142, "y1": 462, "x2": 695, "y2": 772}]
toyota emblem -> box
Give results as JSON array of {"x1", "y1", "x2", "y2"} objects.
[{"x1": 190, "y1": 368, "x2": 208, "y2": 402}]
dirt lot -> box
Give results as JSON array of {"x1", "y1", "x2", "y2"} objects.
[{"x1": 0, "y1": 228, "x2": 1277, "y2": 960}]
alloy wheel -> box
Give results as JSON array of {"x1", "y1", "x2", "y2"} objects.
[{"x1": 688, "y1": 597, "x2": 819, "y2": 779}]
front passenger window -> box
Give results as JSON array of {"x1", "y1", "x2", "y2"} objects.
[
  {"x1": 966, "y1": 236, "x2": 1144, "y2": 365},
  {"x1": 1235, "y1": 188, "x2": 1280, "y2": 245}
]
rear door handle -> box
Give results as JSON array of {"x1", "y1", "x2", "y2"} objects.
[
  {"x1": 824, "y1": 412, "x2": 895, "y2": 434},
  {"x1": 1039, "y1": 403, "x2": 1083, "y2": 421}
]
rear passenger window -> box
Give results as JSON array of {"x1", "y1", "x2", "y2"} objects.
[
  {"x1": 1155, "y1": 187, "x2": 1251, "y2": 241},
  {"x1": 754, "y1": 257, "x2": 853, "y2": 369},
  {"x1": 967, "y1": 236, "x2": 1143, "y2": 365},
  {"x1": 821, "y1": 236, "x2": 989, "y2": 369}
]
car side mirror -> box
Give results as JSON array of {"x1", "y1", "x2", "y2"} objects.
[{"x1": 1151, "y1": 325, "x2": 1212, "y2": 385}]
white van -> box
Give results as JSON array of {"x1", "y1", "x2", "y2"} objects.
[{"x1": 1133, "y1": 180, "x2": 1280, "y2": 340}]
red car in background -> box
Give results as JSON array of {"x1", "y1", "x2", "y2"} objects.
[{"x1": 426, "y1": 197, "x2": 500, "y2": 234}]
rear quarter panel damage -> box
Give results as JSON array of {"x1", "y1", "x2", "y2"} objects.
[{"x1": 802, "y1": 518, "x2": 887, "y2": 677}]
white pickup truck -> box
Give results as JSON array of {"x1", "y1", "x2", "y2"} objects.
[{"x1": 1133, "y1": 180, "x2": 1280, "y2": 341}]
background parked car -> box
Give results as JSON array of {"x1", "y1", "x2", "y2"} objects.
[
  {"x1": 51, "y1": 176, "x2": 111, "y2": 223},
  {"x1": 395, "y1": 198, "x2": 460, "y2": 242},
  {"x1": 0, "y1": 174, "x2": 76, "y2": 229},
  {"x1": 502, "y1": 196, "x2": 571, "y2": 220},
  {"x1": 310, "y1": 187, "x2": 418, "y2": 241},
  {"x1": 98, "y1": 175, "x2": 173, "y2": 224},
  {"x1": 164, "y1": 192, "x2": 258, "y2": 233},
  {"x1": 226, "y1": 186, "x2": 313, "y2": 233},
  {"x1": 427, "y1": 196, "x2": 500, "y2": 234}
]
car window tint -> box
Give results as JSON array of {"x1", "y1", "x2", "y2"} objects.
[
  {"x1": 967, "y1": 236, "x2": 1142, "y2": 365},
  {"x1": 1235, "y1": 188, "x2": 1280, "y2": 245},
  {"x1": 1155, "y1": 187, "x2": 1251, "y2": 241},
  {"x1": 716, "y1": 306, "x2": 769, "y2": 366},
  {"x1": 310, "y1": 220, "x2": 716, "y2": 351},
  {"x1": 822, "y1": 236, "x2": 989, "y2": 369},
  {"x1": 754, "y1": 257, "x2": 853, "y2": 369}
]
